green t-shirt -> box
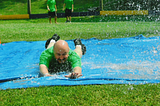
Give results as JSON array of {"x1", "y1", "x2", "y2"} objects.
[
  {"x1": 47, "y1": 0, "x2": 56, "y2": 12},
  {"x1": 64, "y1": 0, "x2": 73, "y2": 9},
  {"x1": 39, "y1": 46, "x2": 81, "y2": 73}
]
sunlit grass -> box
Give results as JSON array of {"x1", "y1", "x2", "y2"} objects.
[
  {"x1": 1, "y1": 0, "x2": 160, "y2": 105},
  {"x1": 0, "y1": 16, "x2": 160, "y2": 43},
  {"x1": 0, "y1": 84, "x2": 160, "y2": 105}
]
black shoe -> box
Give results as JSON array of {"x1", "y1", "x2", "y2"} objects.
[
  {"x1": 45, "y1": 34, "x2": 60, "y2": 48},
  {"x1": 81, "y1": 44, "x2": 86, "y2": 55},
  {"x1": 74, "y1": 38, "x2": 82, "y2": 46},
  {"x1": 74, "y1": 38, "x2": 86, "y2": 55},
  {"x1": 65, "y1": 20, "x2": 69, "y2": 23}
]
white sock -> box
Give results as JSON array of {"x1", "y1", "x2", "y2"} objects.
[
  {"x1": 50, "y1": 39, "x2": 56, "y2": 43},
  {"x1": 76, "y1": 45, "x2": 82, "y2": 48}
]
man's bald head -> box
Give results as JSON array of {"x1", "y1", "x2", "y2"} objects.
[
  {"x1": 54, "y1": 40, "x2": 69, "y2": 52},
  {"x1": 54, "y1": 40, "x2": 69, "y2": 63}
]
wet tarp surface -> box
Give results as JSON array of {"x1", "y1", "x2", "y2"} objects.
[{"x1": 0, "y1": 35, "x2": 160, "y2": 90}]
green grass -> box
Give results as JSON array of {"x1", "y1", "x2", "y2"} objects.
[
  {"x1": 1, "y1": 0, "x2": 160, "y2": 105},
  {"x1": 0, "y1": 0, "x2": 99, "y2": 15},
  {"x1": 0, "y1": 16, "x2": 160, "y2": 105},
  {"x1": 1, "y1": 84, "x2": 160, "y2": 105},
  {"x1": 1, "y1": 16, "x2": 160, "y2": 43}
]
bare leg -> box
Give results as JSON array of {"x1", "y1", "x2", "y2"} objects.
[
  {"x1": 69, "y1": 16, "x2": 71, "y2": 22},
  {"x1": 55, "y1": 16, "x2": 57, "y2": 24},
  {"x1": 74, "y1": 46, "x2": 82, "y2": 58},
  {"x1": 49, "y1": 17, "x2": 51, "y2": 24},
  {"x1": 47, "y1": 42, "x2": 55, "y2": 49},
  {"x1": 66, "y1": 16, "x2": 69, "y2": 22},
  {"x1": 67, "y1": 16, "x2": 69, "y2": 20}
]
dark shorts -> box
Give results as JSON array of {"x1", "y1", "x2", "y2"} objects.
[
  {"x1": 65, "y1": 9, "x2": 72, "y2": 17},
  {"x1": 48, "y1": 11, "x2": 57, "y2": 18}
]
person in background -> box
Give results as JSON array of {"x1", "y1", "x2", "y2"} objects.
[
  {"x1": 63, "y1": 0, "x2": 74, "y2": 23},
  {"x1": 39, "y1": 34, "x2": 86, "y2": 79},
  {"x1": 47, "y1": 0, "x2": 57, "y2": 24}
]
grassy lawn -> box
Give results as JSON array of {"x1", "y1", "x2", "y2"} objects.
[
  {"x1": 1, "y1": 84, "x2": 160, "y2": 105},
  {"x1": 0, "y1": 0, "x2": 99, "y2": 15},
  {"x1": 1, "y1": 0, "x2": 160, "y2": 105},
  {"x1": 0, "y1": 16, "x2": 160, "y2": 43},
  {"x1": 0, "y1": 16, "x2": 160, "y2": 105}
]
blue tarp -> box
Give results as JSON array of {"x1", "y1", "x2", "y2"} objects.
[{"x1": 0, "y1": 35, "x2": 160, "y2": 90}]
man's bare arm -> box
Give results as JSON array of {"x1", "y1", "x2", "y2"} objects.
[{"x1": 39, "y1": 64, "x2": 52, "y2": 76}]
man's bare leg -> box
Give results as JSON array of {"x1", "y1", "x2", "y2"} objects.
[
  {"x1": 69, "y1": 16, "x2": 71, "y2": 22},
  {"x1": 74, "y1": 38, "x2": 86, "y2": 57},
  {"x1": 74, "y1": 46, "x2": 82, "y2": 58},
  {"x1": 49, "y1": 17, "x2": 52, "y2": 24},
  {"x1": 55, "y1": 16, "x2": 57, "y2": 24},
  {"x1": 47, "y1": 40, "x2": 56, "y2": 49}
]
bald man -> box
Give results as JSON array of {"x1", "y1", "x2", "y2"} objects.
[{"x1": 39, "y1": 34, "x2": 86, "y2": 79}]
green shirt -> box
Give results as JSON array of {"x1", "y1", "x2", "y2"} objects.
[
  {"x1": 47, "y1": 0, "x2": 56, "y2": 12},
  {"x1": 39, "y1": 46, "x2": 81, "y2": 73},
  {"x1": 64, "y1": 0, "x2": 73, "y2": 9}
]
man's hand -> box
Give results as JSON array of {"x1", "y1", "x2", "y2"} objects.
[
  {"x1": 44, "y1": 73, "x2": 53, "y2": 77},
  {"x1": 65, "y1": 72, "x2": 82, "y2": 79}
]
